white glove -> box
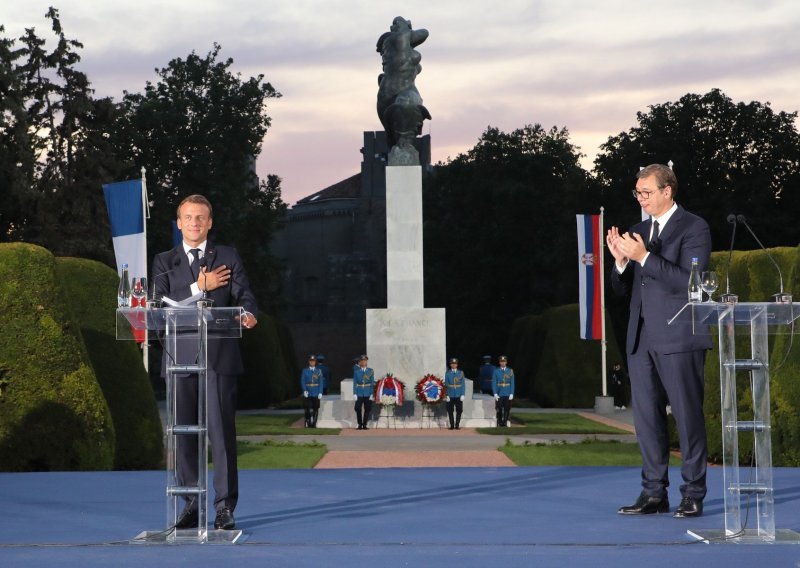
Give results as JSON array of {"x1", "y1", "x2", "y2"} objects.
[
  {"x1": 318, "y1": 393, "x2": 322, "y2": 399},
  {"x1": 303, "y1": 391, "x2": 308, "y2": 398},
  {"x1": 460, "y1": 395, "x2": 465, "y2": 401},
  {"x1": 369, "y1": 395, "x2": 374, "y2": 401},
  {"x1": 494, "y1": 394, "x2": 499, "y2": 401},
  {"x1": 445, "y1": 396, "x2": 450, "y2": 402},
  {"x1": 509, "y1": 394, "x2": 514, "y2": 400}
]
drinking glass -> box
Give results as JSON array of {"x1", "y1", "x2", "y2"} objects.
[
  {"x1": 701, "y1": 271, "x2": 718, "y2": 302},
  {"x1": 131, "y1": 276, "x2": 148, "y2": 308}
]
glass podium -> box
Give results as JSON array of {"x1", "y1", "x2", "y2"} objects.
[
  {"x1": 117, "y1": 304, "x2": 244, "y2": 544},
  {"x1": 668, "y1": 301, "x2": 800, "y2": 543}
]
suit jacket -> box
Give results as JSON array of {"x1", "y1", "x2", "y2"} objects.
[
  {"x1": 611, "y1": 205, "x2": 713, "y2": 355},
  {"x1": 152, "y1": 241, "x2": 258, "y2": 376}
]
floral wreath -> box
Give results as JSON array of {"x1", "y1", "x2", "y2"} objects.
[
  {"x1": 375, "y1": 373, "x2": 404, "y2": 406},
  {"x1": 415, "y1": 374, "x2": 445, "y2": 404}
]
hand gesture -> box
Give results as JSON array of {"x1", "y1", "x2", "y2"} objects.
[{"x1": 198, "y1": 264, "x2": 230, "y2": 291}]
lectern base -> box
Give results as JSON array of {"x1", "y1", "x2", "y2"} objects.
[
  {"x1": 131, "y1": 528, "x2": 245, "y2": 544},
  {"x1": 687, "y1": 528, "x2": 800, "y2": 544}
]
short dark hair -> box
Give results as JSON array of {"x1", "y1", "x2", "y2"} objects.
[
  {"x1": 636, "y1": 164, "x2": 678, "y2": 197},
  {"x1": 176, "y1": 194, "x2": 213, "y2": 219}
]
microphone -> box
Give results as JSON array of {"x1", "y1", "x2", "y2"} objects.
[
  {"x1": 720, "y1": 214, "x2": 738, "y2": 304},
  {"x1": 737, "y1": 214, "x2": 791, "y2": 303},
  {"x1": 149, "y1": 256, "x2": 182, "y2": 303},
  {"x1": 197, "y1": 253, "x2": 214, "y2": 305}
]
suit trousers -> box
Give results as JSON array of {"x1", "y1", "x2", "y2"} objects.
[
  {"x1": 176, "y1": 369, "x2": 239, "y2": 512},
  {"x1": 628, "y1": 319, "x2": 707, "y2": 500}
]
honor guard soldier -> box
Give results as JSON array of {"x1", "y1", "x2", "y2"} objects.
[
  {"x1": 478, "y1": 355, "x2": 495, "y2": 394},
  {"x1": 317, "y1": 355, "x2": 331, "y2": 395},
  {"x1": 300, "y1": 355, "x2": 323, "y2": 428},
  {"x1": 492, "y1": 355, "x2": 515, "y2": 427},
  {"x1": 444, "y1": 358, "x2": 466, "y2": 430},
  {"x1": 353, "y1": 355, "x2": 375, "y2": 429}
]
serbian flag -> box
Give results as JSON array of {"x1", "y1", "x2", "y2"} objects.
[{"x1": 576, "y1": 214, "x2": 602, "y2": 340}]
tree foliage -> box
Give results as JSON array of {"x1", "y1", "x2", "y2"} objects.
[
  {"x1": 0, "y1": 9, "x2": 124, "y2": 261},
  {"x1": 113, "y1": 44, "x2": 286, "y2": 310},
  {"x1": 595, "y1": 89, "x2": 800, "y2": 249},
  {"x1": 423, "y1": 124, "x2": 594, "y2": 364}
]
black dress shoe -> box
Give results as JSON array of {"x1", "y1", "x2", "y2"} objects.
[
  {"x1": 673, "y1": 496, "x2": 703, "y2": 518},
  {"x1": 175, "y1": 506, "x2": 198, "y2": 529},
  {"x1": 618, "y1": 493, "x2": 669, "y2": 515},
  {"x1": 214, "y1": 507, "x2": 235, "y2": 530}
]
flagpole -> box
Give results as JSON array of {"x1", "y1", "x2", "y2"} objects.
[
  {"x1": 600, "y1": 206, "x2": 607, "y2": 397},
  {"x1": 141, "y1": 167, "x2": 149, "y2": 372}
]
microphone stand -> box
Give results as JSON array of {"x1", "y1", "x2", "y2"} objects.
[
  {"x1": 198, "y1": 257, "x2": 214, "y2": 307},
  {"x1": 738, "y1": 215, "x2": 792, "y2": 304},
  {"x1": 720, "y1": 214, "x2": 739, "y2": 305}
]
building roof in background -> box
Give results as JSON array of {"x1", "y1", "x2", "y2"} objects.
[{"x1": 296, "y1": 173, "x2": 361, "y2": 205}]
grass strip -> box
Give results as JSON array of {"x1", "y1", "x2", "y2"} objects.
[
  {"x1": 501, "y1": 439, "x2": 683, "y2": 466},
  {"x1": 236, "y1": 414, "x2": 340, "y2": 436},
  {"x1": 236, "y1": 439, "x2": 327, "y2": 469},
  {"x1": 477, "y1": 413, "x2": 630, "y2": 435}
]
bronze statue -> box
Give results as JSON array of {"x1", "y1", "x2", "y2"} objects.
[{"x1": 376, "y1": 17, "x2": 431, "y2": 166}]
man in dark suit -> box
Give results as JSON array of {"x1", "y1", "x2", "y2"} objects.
[
  {"x1": 152, "y1": 194, "x2": 258, "y2": 531},
  {"x1": 607, "y1": 164, "x2": 711, "y2": 519}
]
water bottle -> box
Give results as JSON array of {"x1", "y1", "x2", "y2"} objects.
[
  {"x1": 117, "y1": 263, "x2": 131, "y2": 307},
  {"x1": 688, "y1": 257, "x2": 702, "y2": 303}
]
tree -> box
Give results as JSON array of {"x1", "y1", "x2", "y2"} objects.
[
  {"x1": 0, "y1": 9, "x2": 123, "y2": 263},
  {"x1": 112, "y1": 44, "x2": 286, "y2": 310},
  {"x1": 0, "y1": 25, "x2": 36, "y2": 242},
  {"x1": 595, "y1": 89, "x2": 800, "y2": 249},
  {"x1": 423, "y1": 124, "x2": 593, "y2": 364}
]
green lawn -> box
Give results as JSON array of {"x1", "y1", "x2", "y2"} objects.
[
  {"x1": 500, "y1": 439, "x2": 684, "y2": 466},
  {"x1": 236, "y1": 440, "x2": 327, "y2": 469},
  {"x1": 477, "y1": 413, "x2": 631, "y2": 435},
  {"x1": 236, "y1": 414, "x2": 340, "y2": 436}
]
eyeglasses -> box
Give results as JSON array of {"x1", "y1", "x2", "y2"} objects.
[{"x1": 631, "y1": 189, "x2": 658, "y2": 200}]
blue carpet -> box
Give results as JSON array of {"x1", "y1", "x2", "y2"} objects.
[{"x1": 2, "y1": 466, "x2": 800, "y2": 566}]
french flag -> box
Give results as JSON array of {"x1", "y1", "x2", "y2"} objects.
[
  {"x1": 576, "y1": 214, "x2": 602, "y2": 340},
  {"x1": 103, "y1": 177, "x2": 148, "y2": 280}
]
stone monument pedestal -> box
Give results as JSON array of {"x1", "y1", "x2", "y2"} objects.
[{"x1": 317, "y1": 379, "x2": 497, "y2": 428}]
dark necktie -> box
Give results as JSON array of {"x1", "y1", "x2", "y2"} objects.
[
  {"x1": 189, "y1": 248, "x2": 201, "y2": 280},
  {"x1": 648, "y1": 220, "x2": 660, "y2": 251}
]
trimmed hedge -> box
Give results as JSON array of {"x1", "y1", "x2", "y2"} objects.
[
  {"x1": 508, "y1": 305, "x2": 623, "y2": 407},
  {"x1": 56, "y1": 256, "x2": 163, "y2": 469},
  {"x1": 702, "y1": 246, "x2": 800, "y2": 466},
  {"x1": 0, "y1": 243, "x2": 115, "y2": 470},
  {"x1": 239, "y1": 314, "x2": 299, "y2": 409}
]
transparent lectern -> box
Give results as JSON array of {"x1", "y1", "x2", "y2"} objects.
[
  {"x1": 668, "y1": 301, "x2": 800, "y2": 543},
  {"x1": 117, "y1": 304, "x2": 244, "y2": 544}
]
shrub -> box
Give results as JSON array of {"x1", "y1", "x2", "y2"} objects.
[
  {"x1": 238, "y1": 314, "x2": 299, "y2": 408},
  {"x1": 0, "y1": 243, "x2": 114, "y2": 470},
  {"x1": 508, "y1": 305, "x2": 623, "y2": 407},
  {"x1": 56, "y1": 256, "x2": 163, "y2": 469}
]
